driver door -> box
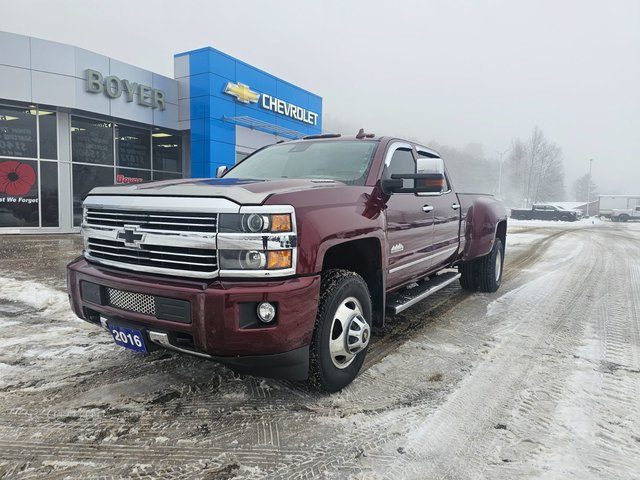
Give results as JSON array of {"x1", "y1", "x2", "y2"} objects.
[{"x1": 384, "y1": 143, "x2": 436, "y2": 290}]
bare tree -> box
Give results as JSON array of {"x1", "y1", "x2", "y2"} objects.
[{"x1": 504, "y1": 127, "x2": 565, "y2": 206}]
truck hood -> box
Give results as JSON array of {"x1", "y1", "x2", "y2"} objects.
[{"x1": 88, "y1": 177, "x2": 346, "y2": 205}]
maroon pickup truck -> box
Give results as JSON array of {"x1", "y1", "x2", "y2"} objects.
[{"x1": 67, "y1": 132, "x2": 507, "y2": 391}]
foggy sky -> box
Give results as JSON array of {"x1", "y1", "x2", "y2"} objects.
[{"x1": 1, "y1": 0, "x2": 638, "y2": 195}]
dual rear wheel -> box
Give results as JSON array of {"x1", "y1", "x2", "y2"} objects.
[{"x1": 459, "y1": 238, "x2": 504, "y2": 293}]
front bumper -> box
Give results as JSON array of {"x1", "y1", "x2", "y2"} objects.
[{"x1": 67, "y1": 257, "x2": 320, "y2": 380}]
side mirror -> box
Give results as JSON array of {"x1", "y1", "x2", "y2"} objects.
[
  {"x1": 381, "y1": 157, "x2": 446, "y2": 195},
  {"x1": 216, "y1": 165, "x2": 228, "y2": 178},
  {"x1": 381, "y1": 173, "x2": 445, "y2": 195}
]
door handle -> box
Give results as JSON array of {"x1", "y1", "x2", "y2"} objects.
[
  {"x1": 422, "y1": 205, "x2": 434, "y2": 213},
  {"x1": 451, "y1": 204, "x2": 461, "y2": 210}
]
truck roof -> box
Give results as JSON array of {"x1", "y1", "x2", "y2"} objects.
[{"x1": 294, "y1": 133, "x2": 442, "y2": 158}]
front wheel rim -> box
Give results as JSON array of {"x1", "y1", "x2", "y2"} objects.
[
  {"x1": 495, "y1": 247, "x2": 503, "y2": 282},
  {"x1": 328, "y1": 296, "x2": 369, "y2": 369}
]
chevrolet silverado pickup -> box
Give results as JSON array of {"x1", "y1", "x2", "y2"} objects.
[{"x1": 67, "y1": 132, "x2": 507, "y2": 391}]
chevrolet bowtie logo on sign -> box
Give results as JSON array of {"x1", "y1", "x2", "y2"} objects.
[
  {"x1": 223, "y1": 81, "x2": 319, "y2": 126},
  {"x1": 224, "y1": 82, "x2": 260, "y2": 104}
]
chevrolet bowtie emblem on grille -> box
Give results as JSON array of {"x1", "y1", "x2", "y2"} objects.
[
  {"x1": 224, "y1": 82, "x2": 260, "y2": 104},
  {"x1": 117, "y1": 226, "x2": 145, "y2": 248}
]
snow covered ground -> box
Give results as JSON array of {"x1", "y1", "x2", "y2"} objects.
[{"x1": 0, "y1": 220, "x2": 639, "y2": 479}]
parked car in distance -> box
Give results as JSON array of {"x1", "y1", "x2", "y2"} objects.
[
  {"x1": 67, "y1": 132, "x2": 507, "y2": 392},
  {"x1": 510, "y1": 204, "x2": 579, "y2": 222},
  {"x1": 551, "y1": 204, "x2": 584, "y2": 219},
  {"x1": 611, "y1": 206, "x2": 640, "y2": 222}
]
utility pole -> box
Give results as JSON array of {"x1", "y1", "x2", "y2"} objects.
[
  {"x1": 496, "y1": 148, "x2": 510, "y2": 199},
  {"x1": 586, "y1": 158, "x2": 593, "y2": 217}
]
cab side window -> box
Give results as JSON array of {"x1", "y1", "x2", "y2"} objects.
[{"x1": 386, "y1": 148, "x2": 415, "y2": 189}]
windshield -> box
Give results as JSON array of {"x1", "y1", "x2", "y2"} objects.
[{"x1": 224, "y1": 140, "x2": 377, "y2": 185}]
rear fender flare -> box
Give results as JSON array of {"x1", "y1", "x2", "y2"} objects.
[{"x1": 462, "y1": 198, "x2": 507, "y2": 262}]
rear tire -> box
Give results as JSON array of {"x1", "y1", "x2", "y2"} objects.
[
  {"x1": 619, "y1": 215, "x2": 629, "y2": 222},
  {"x1": 459, "y1": 260, "x2": 479, "y2": 291},
  {"x1": 477, "y1": 238, "x2": 504, "y2": 293},
  {"x1": 309, "y1": 269, "x2": 372, "y2": 392}
]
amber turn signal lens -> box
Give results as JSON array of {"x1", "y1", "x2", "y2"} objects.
[
  {"x1": 267, "y1": 250, "x2": 292, "y2": 269},
  {"x1": 271, "y1": 214, "x2": 292, "y2": 232}
]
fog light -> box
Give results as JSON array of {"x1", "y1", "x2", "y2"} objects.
[{"x1": 257, "y1": 302, "x2": 276, "y2": 323}]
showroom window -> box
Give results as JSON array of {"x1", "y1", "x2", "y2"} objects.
[
  {"x1": 152, "y1": 131, "x2": 182, "y2": 173},
  {"x1": 0, "y1": 104, "x2": 59, "y2": 229},
  {"x1": 71, "y1": 117, "x2": 114, "y2": 165},
  {"x1": 70, "y1": 115, "x2": 184, "y2": 225}
]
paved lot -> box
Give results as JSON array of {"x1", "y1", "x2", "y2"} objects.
[{"x1": 1, "y1": 221, "x2": 639, "y2": 479}]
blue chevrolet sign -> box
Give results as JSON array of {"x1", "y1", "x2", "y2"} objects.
[{"x1": 175, "y1": 47, "x2": 323, "y2": 178}]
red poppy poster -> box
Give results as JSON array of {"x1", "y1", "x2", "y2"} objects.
[{"x1": 0, "y1": 159, "x2": 39, "y2": 227}]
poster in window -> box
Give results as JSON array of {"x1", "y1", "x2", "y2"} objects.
[
  {"x1": 0, "y1": 107, "x2": 37, "y2": 158},
  {"x1": 116, "y1": 125, "x2": 150, "y2": 170},
  {"x1": 0, "y1": 159, "x2": 39, "y2": 227},
  {"x1": 71, "y1": 117, "x2": 113, "y2": 165}
]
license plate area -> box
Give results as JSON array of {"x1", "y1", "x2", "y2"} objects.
[{"x1": 104, "y1": 319, "x2": 148, "y2": 353}]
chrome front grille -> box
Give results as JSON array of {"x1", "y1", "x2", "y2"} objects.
[
  {"x1": 85, "y1": 208, "x2": 217, "y2": 233},
  {"x1": 106, "y1": 288, "x2": 156, "y2": 316},
  {"x1": 86, "y1": 238, "x2": 218, "y2": 275}
]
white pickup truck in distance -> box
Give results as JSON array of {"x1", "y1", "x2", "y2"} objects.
[{"x1": 611, "y1": 206, "x2": 640, "y2": 222}]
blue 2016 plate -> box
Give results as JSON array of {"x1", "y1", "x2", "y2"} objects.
[{"x1": 109, "y1": 323, "x2": 147, "y2": 353}]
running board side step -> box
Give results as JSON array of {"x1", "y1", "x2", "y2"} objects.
[{"x1": 386, "y1": 271, "x2": 461, "y2": 315}]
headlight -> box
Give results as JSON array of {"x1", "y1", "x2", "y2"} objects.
[
  {"x1": 219, "y1": 249, "x2": 292, "y2": 270},
  {"x1": 217, "y1": 207, "x2": 296, "y2": 276},
  {"x1": 219, "y1": 213, "x2": 292, "y2": 233}
]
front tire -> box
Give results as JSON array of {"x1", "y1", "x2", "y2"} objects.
[
  {"x1": 309, "y1": 270, "x2": 372, "y2": 392},
  {"x1": 619, "y1": 215, "x2": 629, "y2": 222}
]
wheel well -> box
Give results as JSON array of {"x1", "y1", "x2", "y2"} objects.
[
  {"x1": 496, "y1": 220, "x2": 507, "y2": 249},
  {"x1": 322, "y1": 238, "x2": 384, "y2": 327}
]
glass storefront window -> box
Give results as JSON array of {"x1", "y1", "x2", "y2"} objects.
[
  {"x1": 0, "y1": 106, "x2": 37, "y2": 158},
  {"x1": 0, "y1": 108, "x2": 186, "y2": 230},
  {"x1": 72, "y1": 164, "x2": 114, "y2": 226},
  {"x1": 39, "y1": 110, "x2": 57, "y2": 160},
  {"x1": 116, "y1": 124, "x2": 151, "y2": 170},
  {"x1": 41, "y1": 161, "x2": 59, "y2": 227},
  {"x1": 152, "y1": 131, "x2": 182, "y2": 173},
  {"x1": 0, "y1": 159, "x2": 39, "y2": 227},
  {"x1": 71, "y1": 117, "x2": 114, "y2": 165}
]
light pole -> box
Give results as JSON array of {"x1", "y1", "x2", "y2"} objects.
[
  {"x1": 586, "y1": 158, "x2": 593, "y2": 217},
  {"x1": 496, "y1": 148, "x2": 510, "y2": 199}
]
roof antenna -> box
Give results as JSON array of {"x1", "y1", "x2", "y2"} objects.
[{"x1": 356, "y1": 128, "x2": 375, "y2": 139}]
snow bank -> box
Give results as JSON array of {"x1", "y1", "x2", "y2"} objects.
[{"x1": 0, "y1": 276, "x2": 76, "y2": 319}]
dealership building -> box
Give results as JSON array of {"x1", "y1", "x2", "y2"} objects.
[{"x1": 0, "y1": 31, "x2": 323, "y2": 233}]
